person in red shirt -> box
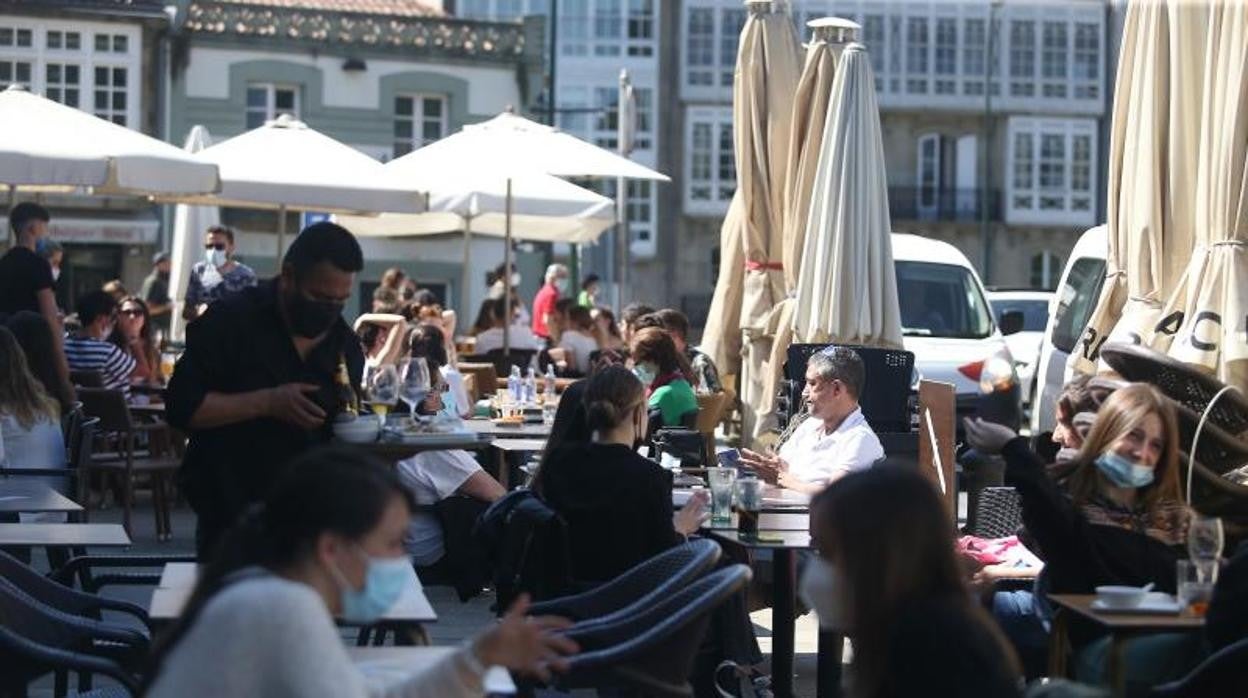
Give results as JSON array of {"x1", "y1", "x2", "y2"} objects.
[{"x1": 531, "y1": 263, "x2": 569, "y2": 340}]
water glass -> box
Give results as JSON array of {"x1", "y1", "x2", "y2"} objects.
[
  {"x1": 542, "y1": 400, "x2": 558, "y2": 427},
  {"x1": 1177, "y1": 559, "x2": 1216, "y2": 617},
  {"x1": 706, "y1": 467, "x2": 737, "y2": 527}
]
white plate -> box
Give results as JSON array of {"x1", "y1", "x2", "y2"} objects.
[{"x1": 1091, "y1": 592, "x2": 1182, "y2": 615}]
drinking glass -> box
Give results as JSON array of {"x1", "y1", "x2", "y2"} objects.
[
  {"x1": 541, "y1": 399, "x2": 558, "y2": 427},
  {"x1": 398, "y1": 358, "x2": 431, "y2": 422},
  {"x1": 1188, "y1": 512, "x2": 1225, "y2": 562},
  {"x1": 706, "y1": 467, "x2": 737, "y2": 528},
  {"x1": 1177, "y1": 559, "x2": 1215, "y2": 617},
  {"x1": 365, "y1": 364, "x2": 399, "y2": 428},
  {"x1": 736, "y1": 477, "x2": 763, "y2": 537}
]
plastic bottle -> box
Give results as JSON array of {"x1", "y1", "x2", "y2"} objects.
[
  {"x1": 544, "y1": 364, "x2": 557, "y2": 400},
  {"x1": 508, "y1": 365, "x2": 522, "y2": 403},
  {"x1": 524, "y1": 367, "x2": 538, "y2": 405}
]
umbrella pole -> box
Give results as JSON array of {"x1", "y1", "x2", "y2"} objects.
[
  {"x1": 503, "y1": 178, "x2": 513, "y2": 356},
  {"x1": 5, "y1": 185, "x2": 13, "y2": 248},
  {"x1": 276, "y1": 205, "x2": 287, "y2": 272},
  {"x1": 460, "y1": 216, "x2": 473, "y2": 322}
]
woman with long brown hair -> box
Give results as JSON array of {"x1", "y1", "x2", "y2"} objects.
[
  {"x1": 0, "y1": 326, "x2": 68, "y2": 498},
  {"x1": 804, "y1": 465, "x2": 1021, "y2": 697},
  {"x1": 628, "y1": 327, "x2": 697, "y2": 428},
  {"x1": 110, "y1": 295, "x2": 160, "y2": 383}
]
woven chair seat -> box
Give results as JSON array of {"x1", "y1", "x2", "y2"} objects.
[
  {"x1": 969, "y1": 486, "x2": 1023, "y2": 540},
  {"x1": 1100, "y1": 343, "x2": 1248, "y2": 436}
]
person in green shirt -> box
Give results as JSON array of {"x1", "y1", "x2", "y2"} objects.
[
  {"x1": 629, "y1": 326, "x2": 697, "y2": 427},
  {"x1": 576, "y1": 273, "x2": 600, "y2": 309}
]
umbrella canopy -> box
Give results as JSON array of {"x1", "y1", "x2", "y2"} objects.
[
  {"x1": 1073, "y1": 0, "x2": 1209, "y2": 373},
  {"x1": 409, "y1": 110, "x2": 669, "y2": 183},
  {"x1": 754, "y1": 17, "x2": 856, "y2": 434},
  {"x1": 1161, "y1": 2, "x2": 1248, "y2": 389},
  {"x1": 168, "y1": 126, "x2": 220, "y2": 343},
  {"x1": 791, "y1": 42, "x2": 902, "y2": 349},
  {"x1": 0, "y1": 85, "x2": 218, "y2": 195}
]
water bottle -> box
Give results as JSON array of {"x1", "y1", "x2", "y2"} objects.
[
  {"x1": 508, "y1": 366, "x2": 522, "y2": 403},
  {"x1": 544, "y1": 364, "x2": 557, "y2": 399},
  {"x1": 524, "y1": 368, "x2": 538, "y2": 405}
]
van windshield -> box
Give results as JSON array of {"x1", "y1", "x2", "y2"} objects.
[
  {"x1": 1051, "y1": 257, "x2": 1107, "y2": 354},
  {"x1": 896, "y1": 261, "x2": 993, "y2": 339}
]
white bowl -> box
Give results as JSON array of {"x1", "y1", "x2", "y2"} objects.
[
  {"x1": 1095, "y1": 585, "x2": 1147, "y2": 609},
  {"x1": 333, "y1": 419, "x2": 380, "y2": 444}
]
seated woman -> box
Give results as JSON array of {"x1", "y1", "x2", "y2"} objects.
[
  {"x1": 556, "y1": 305, "x2": 600, "y2": 376},
  {"x1": 396, "y1": 325, "x2": 504, "y2": 575},
  {"x1": 473, "y1": 298, "x2": 541, "y2": 354},
  {"x1": 5, "y1": 311, "x2": 70, "y2": 413},
  {"x1": 804, "y1": 466, "x2": 1022, "y2": 697},
  {"x1": 0, "y1": 326, "x2": 69, "y2": 517},
  {"x1": 144, "y1": 446, "x2": 575, "y2": 697},
  {"x1": 353, "y1": 313, "x2": 408, "y2": 370},
  {"x1": 109, "y1": 296, "x2": 160, "y2": 384},
  {"x1": 629, "y1": 327, "x2": 698, "y2": 429},
  {"x1": 533, "y1": 366, "x2": 706, "y2": 583},
  {"x1": 966, "y1": 384, "x2": 1204, "y2": 692}
]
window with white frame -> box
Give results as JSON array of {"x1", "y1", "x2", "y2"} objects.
[
  {"x1": 680, "y1": 2, "x2": 746, "y2": 98},
  {"x1": 961, "y1": 17, "x2": 985, "y2": 95},
  {"x1": 627, "y1": 0, "x2": 654, "y2": 56},
  {"x1": 686, "y1": 7, "x2": 714, "y2": 86},
  {"x1": 684, "y1": 108, "x2": 735, "y2": 215},
  {"x1": 1030, "y1": 251, "x2": 1062, "y2": 289},
  {"x1": 720, "y1": 8, "x2": 745, "y2": 87},
  {"x1": 933, "y1": 17, "x2": 957, "y2": 95},
  {"x1": 561, "y1": 0, "x2": 590, "y2": 56},
  {"x1": 905, "y1": 17, "x2": 928, "y2": 94},
  {"x1": 1006, "y1": 117, "x2": 1097, "y2": 226},
  {"x1": 246, "y1": 83, "x2": 299, "y2": 129},
  {"x1": 862, "y1": 13, "x2": 885, "y2": 91},
  {"x1": 594, "y1": 0, "x2": 622, "y2": 56},
  {"x1": 1073, "y1": 22, "x2": 1099, "y2": 99},
  {"x1": 1041, "y1": 21, "x2": 1068, "y2": 98},
  {"x1": 393, "y1": 94, "x2": 447, "y2": 157},
  {"x1": 0, "y1": 19, "x2": 139, "y2": 126},
  {"x1": 1009, "y1": 20, "x2": 1035, "y2": 97},
  {"x1": 627, "y1": 179, "x2": 652, "y2": 245}
]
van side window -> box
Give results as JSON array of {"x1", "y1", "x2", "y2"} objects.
[{"x1": 1051, "y1": 257, "x2": 1107, "y2": 354}]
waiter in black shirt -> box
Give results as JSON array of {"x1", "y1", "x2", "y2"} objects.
[{"x1": 166, "y1": 222, "x2": 365, "y2": 557}]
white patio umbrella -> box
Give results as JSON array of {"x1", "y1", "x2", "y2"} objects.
[
  {"x1": 1160, "y1": 2, "x2": 1248, "y2": 390},
  {"x1": 0, "y1": 84, "x2": 218, "y2": 214},
  {"x1": 168, "y1": 126, "x2": 220, "y2": 342},
  {"x1": 792, "y1": 42, "x2": 903, "y2": 349},
  {"x1": 154, "y1": 115, "x2": 427, "y2": 265}
]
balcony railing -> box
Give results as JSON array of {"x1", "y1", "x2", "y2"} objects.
[{"x1": 888, "y1": 187, "x2": 1002, "y2": 223}]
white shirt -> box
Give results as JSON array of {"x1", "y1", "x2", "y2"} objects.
[
  {"x1": 473, "y1": 325, "x2": 541, "y2": 354},
  {"x1": 778, "y1": 407, "x2": 884, "y2": 487},
  {"x1": 396, "y1": 450, "x2": 483, "y2": 567},
  {"x1": 557, "y1": 329, "x2": 599, "y2": 375}
]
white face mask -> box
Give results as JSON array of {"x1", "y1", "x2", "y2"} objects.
[
  {"x1": 51, "y1": 266, "x2": 61, "y2": 281},
  {"x1": 799, "y1": 557, "x2": 850, "y2": 631},
  {"x1": 206, "y1": 248, "x2": 228, "y2": 268},
  {"x1": 510, "y1": 272, "x2": 522, "y2": 287}
]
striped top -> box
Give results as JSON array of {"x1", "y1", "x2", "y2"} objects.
[{"x1": 64, "y1": 335, "x2": 136, "y2": 400}]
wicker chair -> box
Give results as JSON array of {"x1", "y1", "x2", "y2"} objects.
[{"x1": 968, "y1": 486, "x2": 1024, "y2": 539}]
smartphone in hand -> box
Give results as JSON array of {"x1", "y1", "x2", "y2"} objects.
[{"x1": 716, "y1": 448, "x2": 741, "y2": 469}]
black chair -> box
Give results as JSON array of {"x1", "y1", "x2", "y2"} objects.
[
  {"x1": 528, "y1": 539, "x2": 721, "y2": 623},
  {"x1": 968, "y1": 486, "x2": 1023, "y2": 539},
  {"x1": 0, "y1": 576, "x2": 146, "y2": 696},
  {"x1": 474, "y1": 489, "x2": 572, "y2": 612},
  {"x1": 548, "y1": 564, "x2": 752, "y2": 698},
  {"x1": 50, "y1": 553, "x2": 197, "y2": 594},
  {"x1": 1150, "y1": 637, "x2": 1248, "y2": 697},
  {"x1": 0, "y1": 550, "x2": 149, "y2": 630},
  {"x1": 778, "y1": 343, "x2": 916, "y2": 431},
  {"x1": 0, "y1": 625, "x2": 138, "y2": 698},
  {"x1": 466, "y1": 349, "x2": 538, "y2": 377}
]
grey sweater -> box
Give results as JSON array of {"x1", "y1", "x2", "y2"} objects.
[{"x1": 147, "y1": 574, "x2": 485, "y2": 698}]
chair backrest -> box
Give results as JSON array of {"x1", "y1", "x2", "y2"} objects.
[
  {"x1": 474, "y1": 489, "x2": 571, "y2": 610},
  {"x1": 557, "y1": 564, "x2": 752, "y2": 697},
  {"x1": 0, "y1": 549, "x2": 98, "y2": 620},
  {"x1": 782, "y1": 343, "x2": 916, "y2": 433},
  {"x1": 456, "y1": 362, "x2": 497, "y2": 402},
  {"x1": 76, "y1": 387, "x2": 133, "y2": 433},
  {"x1": 1150, "y1": 636, "x2": 1248, "y2": 697},
  {"x1": 432, "y1": 495, "x2": 492, "y2": 603},
  {"x1": 61, "y1": 402, "x2": 84, "y2": 458},
  {"x1": 469, "y1": 349, "x2": 537, "y2": 377},
  {"x1": 69, "y1": 370, "x2": 104, "y2": 388},
  {"x1": 694, "y1": 392, "x2": 729, "y2": 434},
  {"x1": 969, "y1": 486, "x2": 1023, "y2": 539}
]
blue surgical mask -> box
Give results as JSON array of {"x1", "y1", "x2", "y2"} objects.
[
  {"x1": 206, "y1": 248, "x2": 227, "y2": 268},
  {"x1": 1094, "y1": 451, "x2": 1155, "y2": 489},
  {"x1": 329, "y1": 548, "x2": 413, "y2": 623},
  {"x1": 633, "y1": 363, "x2": 656, "y2": 386},
  {"x1": 555, "y1": 278, "x2": 569, "y2": 294}
]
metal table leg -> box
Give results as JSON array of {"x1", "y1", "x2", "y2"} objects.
[
  {"x1": 817, "y1": 630, "x2": 843, "y2": 697},
  {"x1": 772, "y1": 548, "x2": 796, "y2": 698}
]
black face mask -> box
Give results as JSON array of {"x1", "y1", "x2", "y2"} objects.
[{"x1": 285, "y1": 289, "x2": 342, "y2": 339}]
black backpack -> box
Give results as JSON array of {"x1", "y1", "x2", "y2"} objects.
[{"x1": 474, "y1": 489, "x2": 572, "y2": 612}]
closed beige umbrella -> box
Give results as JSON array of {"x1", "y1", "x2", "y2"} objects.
[
  {"x1": 791, "y1": 42, "x2": 903, "y2": 350},
  {"x1": 1073, "y1": 0, "x2": 1208, "y2": 373},
  {"x1": 1160, "y1": 1, "x2": 1248, "y2": 390},
  {"x1": 754, "y1": 17, "x2": 856, "y2": 436}
]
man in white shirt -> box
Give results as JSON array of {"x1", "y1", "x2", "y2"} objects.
[{"x1": 741, "y1": 346, "x2": 884, "y2": 494}]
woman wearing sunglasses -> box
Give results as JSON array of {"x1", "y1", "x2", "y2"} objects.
[{"x1": 109, "y1": 296, "x2": 161, "y2": 384}]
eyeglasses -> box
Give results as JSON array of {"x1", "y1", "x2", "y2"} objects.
[
  {"x1": 120, "y1": 308, "x2": 143, "y2": 317},
  {"x1": 204, "y1": 243, "x2": 227, "y2": 251}
]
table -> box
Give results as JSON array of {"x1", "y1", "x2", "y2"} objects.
[
  {"x1": 462, "y1": 419, "x2": 553, "y2": 439},
  {"x1": 493, "y1": 376, "x2": 577, "y2": 393},
  {"x1": 1047, "y1": 594, "x2": 1205, "y2": 697},
  {"x1": 149, "y1": 562, "x2": 438, "y2": 627},
  {"x1": 128, "y1": 403, "x2": 166, "y2": 416},
  {"x1": 702, "y1": 522, "x2": 840, "y2": 698},
  {"x1": 0, "y1": 482, "x2": 83, "y2": 516},
  {"x1": 347, "y1": 646, "x2": 515, "y2": 694},
  {"x1": 0, "y1": 523, "x2": 129, "y2": 548},
  {"x1": 356, "y1": 433, "x2": 496, "y2": 462},
  {"x1": 490, "y1": 438, "x2": 548, "y2": 453}
]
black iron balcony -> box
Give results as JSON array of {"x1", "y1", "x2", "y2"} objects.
[{"x1": 888, "y1": 187, "x2": 1002, "y2": 223}]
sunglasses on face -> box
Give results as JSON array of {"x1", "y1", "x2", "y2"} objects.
[
  {"x1": 205, "y1": 243, "x2": 227, "y2": 251},
  {"x1": 120, "y1": 308, "x2": 143, "y2": 317}
]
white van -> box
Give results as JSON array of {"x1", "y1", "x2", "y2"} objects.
[
  {"x1": 1029, "y1": 225, "x2": 1108, "y2": 435},
  {"x1": 891, "y1": 233, "x2": 1023, "y2": 429}
]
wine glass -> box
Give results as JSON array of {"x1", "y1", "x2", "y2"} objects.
[
  {"x1": 398, "y1": 357, "x2": 431, "y2": 423},
  {"x1": 364, "y1": 364, "x2": 399, "y2": 429},
  {"x1": 1188, "y1": 511, "x2": 1224, "y2": 582}
]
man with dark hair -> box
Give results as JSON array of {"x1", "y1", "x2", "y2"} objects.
[
  {"x1": 619, "y1": 302, "x2": 655, "y2": 344},
  {"x1": 652, "y1": 308, "x2": 722, "y2": 393},
  {"x1": 183, "y1": 224, "x2": 257, "y2": 321},
  {"x1": 740, "y1": 346, "x2": 883, "y2": 494},
  {"x1": 0, "y1": 202, "x2": 74, "y2": 407},
  {"x1": 167, "y1": 221, "x2": 366, "y2": 556},
  {"x1": 141, "y1": 252, "x2": 173, "y2": 337},
  {"x1": 63, "y1": 291, "x2": 137, "y2": 400}
]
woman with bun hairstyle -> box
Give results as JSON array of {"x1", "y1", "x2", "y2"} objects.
[{"x1": 534, "y1": 366, "x2": 707, "y2": 582}]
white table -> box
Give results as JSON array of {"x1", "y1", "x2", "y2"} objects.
[
  {"x1": 347, "y1": 646, "x2": 515, "y2": 694},
  {"x1": 0, "y1": 523, "x2": 129, "y2": 548}
]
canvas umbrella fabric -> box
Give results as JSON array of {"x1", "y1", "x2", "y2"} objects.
[
  {"x1": 168, "y1": 125, "x2": 220, "y2": 342},
  {"x1": 752, "y1": 17, "x2": 857, "y2": 435},
  {"x1": 702, "y1": 0, "x2": 801, "y2": 439},
  {"x1": 1072, "y1": 0, "x2": 1209, "y2": 373},
  {"x1": 791, "y1": 42, "x2": 902, "y2": 350},
  {"x1": 0, "y1": 85, "x2": 218, "y2": 196},
  {"x1": 154, "y1": 115, "x2": 426, "y2": 264},
  {"x1": 1159, "y1": 2, "x2": 1248, "y2": 390}
]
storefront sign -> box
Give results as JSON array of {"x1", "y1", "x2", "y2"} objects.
[{"x1": 50, "y1": 218, "x2": 159, "y2": 244}]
